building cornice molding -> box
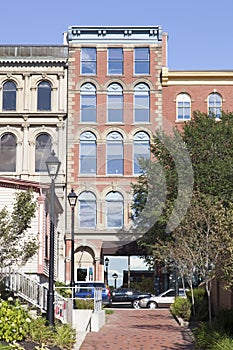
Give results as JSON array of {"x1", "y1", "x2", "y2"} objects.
[{"x1": 162, "y1": 67, "x2": 233, "y2": 86}]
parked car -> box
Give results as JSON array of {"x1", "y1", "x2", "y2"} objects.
[
  {"x1": 109, "y1": 288, "x2": 153, "y2": 309},
  {"x1": 75, "y1": 281, "x2": 111, "y2": 305},
  {"x1": 139, "y1": 288, "x2": 187, "y2": 309}
]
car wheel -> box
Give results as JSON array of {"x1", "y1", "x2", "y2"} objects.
[
  {"x1": 132, "y1": 299, "x2": 140, "y2": 309},
  {"x1": 148, "y1": 301, "x2": 158, "y2": 309}
]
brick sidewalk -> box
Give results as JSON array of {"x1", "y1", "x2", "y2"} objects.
[{"x1": 80, "y1": 309, "x2": 195, "y2": 350}]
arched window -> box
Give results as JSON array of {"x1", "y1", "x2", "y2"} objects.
[
  {"x1": 81, "y1": 83, "x2": 96, "y2": 123},
  {"x1": 3, "y1": 81, "x2": 16, "y2": 111},
  {"x1": 107, "y1": 83, "x2": 123, "y2": 123},
  {"x1": 107, "y1": 132, "x2": 123, "y2": 175},
  {"x1": 176, "y1": 93, "x2": 191, "y2": 120},
  {"x1": 37, "y1": 81, "x2": 51, "y2": 111},
  {"x1": 134, "y1": 83, "x2": 150, "y2": 123},
  {"x1": 208, "y1": 92, "x2": 222, "y2": 118},
  {"x1": 0, "y1": 133, "x2": 16, "y2": 171},
  {"x1": 106, "y1": 191, "x2": 124, "y2": 228},
  {"x1": 80, "y1": 131, "x2": 96, "y2": 174},
  {"x1": 133, "y1": 131, "x2": 150, "y2": 174},
  {"x1": 79, "y1": 191, "x2": 97, "y2": 228},
  {"x1": 35, "y1": 133, "x2": 52, "y2": 172}
]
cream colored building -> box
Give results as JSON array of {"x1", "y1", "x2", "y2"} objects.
[{"x1": 0, "y1": 45, "x2": 68, "y2": 283}]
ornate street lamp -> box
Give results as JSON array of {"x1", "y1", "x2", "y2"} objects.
[
  {"x1": 46, "y1": 150, "x2": 61, "y2": 326},
  {"x1": 105, "y1": 257, "x2": 109, "y2": 286},
  {"x1": 112, "y1": 273, "x2": 118, "y2": 289},
  {"x1": 67, "y1": 188, "x2": 78, "y2": 300}
]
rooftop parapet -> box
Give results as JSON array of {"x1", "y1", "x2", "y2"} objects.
[{"x1": 67, "y1": 26, "x2": 163, "y2": 44}]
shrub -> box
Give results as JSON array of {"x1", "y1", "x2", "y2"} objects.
[
  {"x1": 187, "y1": 288, "x2": 208, "y2": 321},
  {"x1": 55, "y1": 282, "x2": 72, "y2": 298},
  {"x1": 170, "y1": 296, "x2": 191, "y2": 321},
  {"x1": 27, "y1": 316, "x2": 76, "y2": 350},
  {"x1": 53, "y1": 323, "x2": 76, "y2": 350},
  {"x1": 213, "y1": 309, "x2": 233, "y2": 336},
  {"x1": 75, "y1": 299, "x2": 94, "y2": 309},
  {"x1": 0, "y1": 298, "x2": 31, "y2": 342},
  {"x1": 26, "y1": 316, "x2": 55, "y2": 345},
  {"x1": 193, "y1": 322, "x2": 222, "y2": 349}
]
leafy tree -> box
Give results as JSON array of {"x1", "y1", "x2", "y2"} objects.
[
  {"x1": 0, "y1": 190, "x2": 38, "y2": 278},
  {"x1": 131, "y1": 111, "x2": 233, "y2": 321}
]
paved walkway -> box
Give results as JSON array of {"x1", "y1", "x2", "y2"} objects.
[{"x1": 79, "y1": 309, "x2": 195, "y2": 350}]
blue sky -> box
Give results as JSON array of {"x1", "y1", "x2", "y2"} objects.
[{"x1": 1, "y1": 0, "x2": 233, "y2": 70}]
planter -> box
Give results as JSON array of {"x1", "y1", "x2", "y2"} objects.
[{"x1": 72, "y1": 309, "x2": 105, "y2": 332}]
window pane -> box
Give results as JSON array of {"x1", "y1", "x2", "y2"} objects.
[
  {"x1": 134, "y1": 141, "x2": 150, "y2": 174},
  {"x1": 81, "y1": 95, "x2": 96, "y2": 122},
  {"x1": 37, "y1": 81, "x2": 51, "y2": 111},
  {"x1": 134, "y1": 48, "x2": 149, "y2": 74},
  {"x1": 106, "y1": 201, "x2": 123, "y2": 228},
  {"x1": 108, "y1": 95, "x2": 123, "y2": 122},
  {"x1": 0, "y1": 133, "x2": 16, "y2": 171},
  {"x1": 35, "y1": 134, "x2": 52, "y2": 172},
  {"x1": 3, "y1": 81, "x2": 16, "y2": 111},
  {"x1": 79, "y1": 200, "x2": 96, "y2": 228},
  {"x1": 108, "y1": 48, "x2": 123, "y2": 75},
  {"x1": 80, "y1": 141, "x2": 96, "y2": 174},
  {"x1": 81, "y1": 48, "x2": 96, "y2": 75}
]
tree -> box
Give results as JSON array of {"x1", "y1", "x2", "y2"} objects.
[
  {"x1": 131, "y1": 111, "x2": 233, "y2": 319},
  {"x1": 0, "y1": 190, "x2": 38, "y2": 278}
]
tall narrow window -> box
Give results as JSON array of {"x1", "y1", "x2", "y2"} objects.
[
  {"x1": 107, "y1": 83, "x2": 123, "y2": 123},
  {"x1": 81, "y1": 48, "x2": 96, "y2": 75},
  {"x1": 176, "y1": 93, "x2": 191, "y2": 120},
  {"x1": 134, "y1": 48, "x2": 149, "y2": 75},
  {"x1": 0, "y1": 133, "x2": 16, "y2": 172},
  {"x1": 108, "y1": 48, "x2": 123, "y2": 75},
  {"x1": 79, "y1": 191, "x2": 97, "y2": 228},
  {"x1": 208, "y1": 92, "x2": 222, "y2": 118},
  {"x1": 134, "y1": 83, "x2": 150, "y2": 123},
  {"x1": 3, "y1": 81, "x2": 16, "y2": 111},
  {"x1": 37, "y1": 81, "x2": 51, "y2": 111},
  {"x1": 35, "y1": 133, "x2": 52, "y2": 172},
  {"x1": 106, "y1": 191, "x2": 124, "y2": 228},
  {"x1": 133, "y1": 131, "x2": 150, "y2": 174},
  {"x1": 81, "y1": 83, "x2": 96, "y2": 123},
  {"x1": 80, "y1": 131, "x2": 96, "y2": 174},
  {"x1": 107, "y1": 132, "x2": 123, "y2": 175}
]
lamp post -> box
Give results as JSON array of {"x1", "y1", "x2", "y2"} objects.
[
  {"x1": 112, "y1": 273, "x2": 118, "y2": 289},
  {"x1": 67, "y1": 188, "x2": 78, "y2": 300},
  {"x1": 45, "y1": 150, "x2": 61, "y2": 326},
  {"x1": 105, "y1": 257, "x2": 109, "y2": 286}
]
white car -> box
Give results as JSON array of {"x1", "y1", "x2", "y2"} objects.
[{"x1": 139, "y1": 288, "x2": 187, "y2": 309}]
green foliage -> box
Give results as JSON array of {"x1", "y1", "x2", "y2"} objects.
[
  {"x1": 0, "y1": 344, "x2": 11, "y2": 350},
  {"x1": 213, "y1": 309, "x2": 233, "y2": 336},
  {"x1": 128, "y1": 277, "x2": 155, "y2": 294},
  {"x1": 75, "y1": 299, "x2": 94, "y2": 309},
  {"x1": 193, "y1": 322, "x2": 222, "y2": 349},
  {"x1": 53, "y1": 323, "x2": 76, "y2": 350},
  {"x1": 0, "y1": 298, "x2": 31, "y2": 342},
  {"x1": 27, "y1": 316, "x2": 76, "y2": 350},
  {"x1": 170, "y1": 296, "x2": 191, "y2": 321},
  {"x1": 187, "y1": 288, "x2": 208, "y2": 321},
  {"x1": 55, "y1": 282, "x2": 72, "y2": 298},
  {"x1": 193, "y1": 309, "x2": 233, "y2": 349},
  {"x1": 26, "y1": 317, "x2": 55, "y2": 345},
  {"x1": 0, "y1": 190, "x2": 38, "y2": 271}
]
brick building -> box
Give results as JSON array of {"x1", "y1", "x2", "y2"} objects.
[{"x1": 65, "y1": 26, "x2": 168, "y2": 283}]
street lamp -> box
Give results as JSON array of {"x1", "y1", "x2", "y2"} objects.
[
  {"x1": 112, "y1": 273, "x2": 118, "y2": 289},
  {"x1": 45, "y1": 150, "x2": 61, "y2": 326},
  {"x1": 105, "y1": 257, "x2": 109, "y2": 285},
  {"x1": 67, "y1": 188, "x2": 78, "y2": 300}
]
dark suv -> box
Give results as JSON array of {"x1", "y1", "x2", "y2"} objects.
[
  {"x1": 109, "y1": 288, "x2": 152, "y2": 309},
  {"x1": 75, "y1": 281, "x2": 110, "y2": 305}
]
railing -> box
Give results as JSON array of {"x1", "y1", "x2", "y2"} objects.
[
  {"x1": 6, "y1": 270, "x2": 48, "y2": 312},
  {"x1": 5, "y1": 271, "x2": 103, "y2": 325}
]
